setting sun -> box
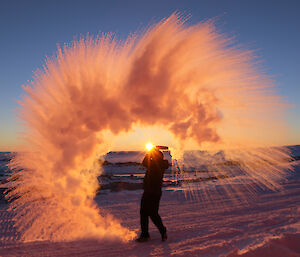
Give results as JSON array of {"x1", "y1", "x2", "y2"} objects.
[{"x1": 146, "y1": 142, "x2": 154, "y2": 151}]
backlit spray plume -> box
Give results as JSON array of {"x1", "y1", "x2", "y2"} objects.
[{"x1": 7, "y1": 13, "x2": 293, "y2": 242}]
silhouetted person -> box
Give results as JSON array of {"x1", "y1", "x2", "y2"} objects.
[{"x1": 136, "y1": 148, "x2": 169, "y2": 242}]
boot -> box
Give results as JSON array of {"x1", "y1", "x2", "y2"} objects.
[
  {"x1": 161, "y1": 228, "x2": 167, "y2": 242},
  {"x1": 136, "y1": 233, "x2": 150, "y2": 243}
]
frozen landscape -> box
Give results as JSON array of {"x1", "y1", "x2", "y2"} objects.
[
  {"x1": 0, "y1": 146, "x2": 299, "y2": 257},
  {"x1": 1, "y1": 11, "x2": 299, "y2": 257}
]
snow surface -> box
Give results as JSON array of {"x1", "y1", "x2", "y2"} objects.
[{"x1": 1, "y1": 159, "x2": 300, "y2": 256}]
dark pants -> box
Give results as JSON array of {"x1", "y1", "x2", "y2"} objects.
[{"x1": 140, "y1": 192, "x2": 166, "y2": 237}]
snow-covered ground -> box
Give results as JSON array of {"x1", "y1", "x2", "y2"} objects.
[{"x1": 0, "y1": 158, "x2": 299, "y2": 256}]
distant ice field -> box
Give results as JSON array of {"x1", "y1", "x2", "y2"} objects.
[{"x1": 1, "y1": 145, "x2": 300, "y2": 195}]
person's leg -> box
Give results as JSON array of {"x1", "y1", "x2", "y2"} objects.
[
  {"x1": 139, "y1": 193, "x2": 150, "y2": 237},
  {"x1": 149, "y1": 194, "x2": 166, "y2": 236},
  {"x1": 150, "y1": 213, "x2": 166, "y2": 234}
]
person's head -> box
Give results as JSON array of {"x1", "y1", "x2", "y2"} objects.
[{"x1": 150, "y1": 148, "x2": 164, "y2": 161}]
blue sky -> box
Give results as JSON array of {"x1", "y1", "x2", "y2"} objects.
[{"x1": 0, "y1": 0, "x2": 299, "y2": 150}]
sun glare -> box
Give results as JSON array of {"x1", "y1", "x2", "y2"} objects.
[{"x1": 146, "y1": 142, "x2": 154, "y2": 151}]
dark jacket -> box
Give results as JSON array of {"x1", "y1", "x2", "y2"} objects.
[{"x1": 142, "y1": 151, "x2": 169, "y2": 194}]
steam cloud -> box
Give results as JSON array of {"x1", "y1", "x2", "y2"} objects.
[{"x1": 7, "y1": 14, "x2": 293, "y2": 242}]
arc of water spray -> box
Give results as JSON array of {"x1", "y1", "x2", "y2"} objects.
[{"x1": 7, "y1": 13, "x2": 293, "y2": 242}]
